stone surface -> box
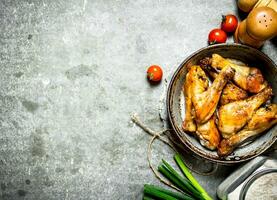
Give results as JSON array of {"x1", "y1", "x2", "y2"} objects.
[{"x1": 0, "y1": 0, "x2": 276, "y2": 199}]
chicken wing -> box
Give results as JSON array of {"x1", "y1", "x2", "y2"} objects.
[
  {"x1": 220, "y1": 83, "x2": 248, "y2": 105},
  {"x1": 218, "y1": 104, "x2": 277, "y2": 156},
  {"x1": 199, "y1": 57, "x2": 248, "y2": 105},
  {"x1": 189, "y1": 65, "x2": 235, "y2": 124},
  {"x1": 182, "y1": 69, "x2": 196, "y2": 132},
  {"x1": 196, "y1": 115, "x2": 221, "y2": 150},
  {"x1": 211, "y1": 54, "x2": 267, "y2": 93},
  {"x1": 218, "y1": 87, "x2": 273, "y2": 138}
]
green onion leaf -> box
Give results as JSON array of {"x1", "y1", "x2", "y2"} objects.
[
  {"x1": 158, "y1": 163, "x2": 204, "y2": 199},
  {"x1": 158, "y1": 164, "x2": 191, "y2": 195},
  {"x1": 144, "y1": 184, "x2": 195, "y2": 200},
  {"x1": 161, "y1": 160, "x2": 203, "y2": 198},
  {"x1": 143, "y1": 195, "x2": 155, "y2": 200},
  {"x1": 144, "y1": 184, "x2": 178, "y2": 200},
  {"x1": 174, "y1": 154, "x2": 213, "y2": 200}
]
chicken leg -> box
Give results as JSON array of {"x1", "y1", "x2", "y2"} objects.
[
  {"x1": 211, "y1": 54, "x2": 267, "y2": 93},
  {"x1": 218, "y1": 104, "x2": 277, "y2": 156},
  {"x1": 182, "y1": 69, "x2": 197, "y2": 132},
  {"x1": 189, "y1": 65, "x2": 235, "y2": 124},
  {"x1": 220, "y1": 83, "x2": 248, "y2": 105},
  {"x1": 196, "y1": 114, "x2": 221, "y2": 150},
  {"x1": 199, "y1": 57, "x2": 248, "y2": 105},
  {"x1": 218, "y1": 87, "x2": 273, "y2": 138}
]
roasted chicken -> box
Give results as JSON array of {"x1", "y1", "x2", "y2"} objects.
[
  {"x1": 196, "y1": 115, "x2": 221, "y2": 150},
  {"x1": 199, "y1": 57, "x2": 248, "y2": 105},
  {"x1": 189, "y1": 65, "x2": 235, "y2": 124},
  {"x1": 218, "y1": 104, "x2": 277, "y2": 156},
  {"x1": 182, "y1": 54, "x2": 276, "y2": 155},
  {"x1": 182, "y1": 65, "x2": 234, "y2": 150},
  {"x1": 218, "y1": 87, "x2": 273, "y2": 139},
  {"x1": 220, "y1": 83, "x2": 248, "y2": 105},
  {"x1": 182, "y1": 68, "x2": 197, "y2": 132},
  {"x1": 210, "y1": 54, "x2": 267, "y2": 93}
]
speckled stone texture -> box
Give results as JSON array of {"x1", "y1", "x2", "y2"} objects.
[{"x1": 0, "y1": 0, "x2": 276, "y2": 199}]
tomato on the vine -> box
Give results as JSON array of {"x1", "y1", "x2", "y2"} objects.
[
  {"x1": 221, "y1": 14, "x2": 238, "y2": 33},
  {"x1": 208, "y1": 29, "x2": 227, "y2": 45},
  {"x1": 147, "y1": 65, "x2": 163, "y2": 82}
]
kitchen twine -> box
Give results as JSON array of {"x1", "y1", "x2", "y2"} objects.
[{"x1": 131, "y1": 113, "x2": 218, "y2": 192}]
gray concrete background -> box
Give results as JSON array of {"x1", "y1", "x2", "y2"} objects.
[{"x1": 0, "y1": 0, "x2": 276, "y2": 199}]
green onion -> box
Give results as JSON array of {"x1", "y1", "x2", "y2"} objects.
[
  {"x1": 143, "y1": 195, "x2": 154, "y2": 200},
  {"x1": 144, "y1": 184, "x2": 178, "y2": 200},
  {"x1": 143, "y1": 155, "x2": 214, "y2": 200},
  {"x1": 158, "y1": 164, "x2": 191, "y2": 196},
  {"x1": 161, "y1": 159, "x2": 201, "y2": 197},
  {"x1": 158, "y1": 163, "x2": 203, "y2": 200},
  {"x1": 144, "y1": 184, "x2": 195, "y2": 200},
  {"x1": 174, "y1": 154, "x2": 213, "y2": 200}
]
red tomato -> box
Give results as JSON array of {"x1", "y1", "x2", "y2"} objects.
[
  {"x1": 221, "y1": 14, "x2": 238, "y2": 33},
  {"x1": 208, "y1": 29, "x2": 227, "y2": 45},
  {"x1": 147, "y1": 65, "x2": 163, "y2": 82}
]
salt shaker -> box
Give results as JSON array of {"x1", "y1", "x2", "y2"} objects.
[
  {"x1": 238, "y1": 0, "x2": 277, "y2": 12},
  {"x1": 234, "y1": 6, "x2": 277, "y2": 48}
]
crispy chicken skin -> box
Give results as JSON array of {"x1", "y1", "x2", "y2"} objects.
[
  {"x1": 182, "y1": 69, "x2": 196, "y2": 132},
  {"x1": 220, "y1": 83, "x2": 248, "y2": 105},
  {"x1": 199, "y1": 57, "x2": 248, "y2": 105},
  {"x1": 183, "y1": 55, "x2": 275, "y2": 154},
  {"x1": 218, "y1": 104, "x2": 277, "y2": 156},
  {"x1": 218, "y1": 87, "x2": 273, "y2": 138},
  {"x1": 211, "y1": 54, "x2": 267, "y2": 93},
  {"x1": 189, "y1": 65, "x2": 235, "y2": 124},
  {"x1": 196, "y1": 115, "x2": 221, "y2": 150}
]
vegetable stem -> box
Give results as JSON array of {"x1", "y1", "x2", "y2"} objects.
[
  {"x1": 143, "y1": 195, "x2": 154, "y2": 200},
  {"x1": 174, "y1": 154, "x2": 213, "y2": 200},
  {"x1": 158, "y1": 163, "x2": 204, "y2": 200},
  {"x1": 158, "y1": 164, "x2": 191, "y2": 195},
  {"x1": 144, "y1": 184, "x2": 178, "y2": 200},
  {"x1": 144, "y1": 184, "x2": 195, "y2": 200},
  {"x1": 162, "y1": 159, "x2": 201, "y2": 197}
]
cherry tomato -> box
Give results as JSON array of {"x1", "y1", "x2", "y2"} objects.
[
  {"x1": 208, "y1": 29, "x2": 227, "y2": 45},
  {"x1": 147, "y1": 65, "x2": 163, "y2": 82},
  {"x1": 221, "y1": 14, "x2": 238, "y2": 33}
]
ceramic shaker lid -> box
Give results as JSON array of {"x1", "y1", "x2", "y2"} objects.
[
  {"x1": 246, "y1": 6, "x2": 277, "y2": 40},
  {"x1": 238, "y1": 0, "x2": 259, "y2": 12}
]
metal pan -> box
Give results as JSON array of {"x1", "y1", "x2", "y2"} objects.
[{"x1": 167, "y1": 44, "x2": 277, "y2": 164}]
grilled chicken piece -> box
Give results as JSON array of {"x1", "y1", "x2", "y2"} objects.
[
  {"x1": 182, "y1": 69, "x2": 196, "y2": 132},
  {"x1": 211, "y1": 54, "x2": 267, "y2": 93},
  {"x1": 218, "y1": 87, "x2": 273, "y2": 138},
  {"x1": 189, "y1": 65, "x2": 235, "y2": 124},
  {"x1": 199, "y1": 57, "x2": 248, "y2": 105},
  {"x1": 220, "y1": 83, "x2": 248, "y2": 105},
  {"x1": 196, "y1": 115, "x2": 221, "y2": 150},
  {"x1": 218, "y1": 104, "x2": 277, "y2": 156},
  {"x1": 183, "y1": 65, "x2": 226, "y2": 149}
]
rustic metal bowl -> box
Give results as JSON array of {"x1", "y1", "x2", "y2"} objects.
[{"x1": 167, "y1": 43, "x2": 277, "y2": 164}]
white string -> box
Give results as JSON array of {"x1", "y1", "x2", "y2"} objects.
[{"x1": 131, "y1": 113, "x2": 218, "y2": 179}]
